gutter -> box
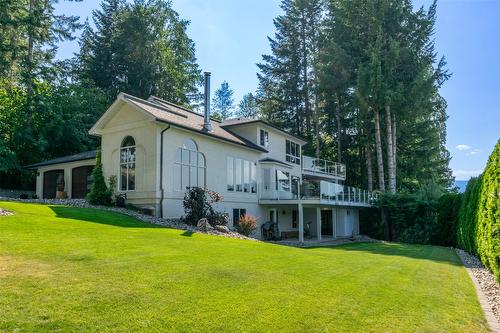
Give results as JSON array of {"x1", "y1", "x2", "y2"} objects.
[{"x1": 159, "y1": 125, "x2": 171, "y2": 218}]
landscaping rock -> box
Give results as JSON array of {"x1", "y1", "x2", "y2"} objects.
[
  {"x1": 0, "y1": 208, "x2": 13, "y2": 216},
  {"x1": 456, "y1": 248, "x2": 500, "y2": 327},
  {"x1": 214, "y1": 225, "x2": 230, "y2": 233},
  {"x1": 197, "y1": 218, "x2": 213, "y2": 232}
]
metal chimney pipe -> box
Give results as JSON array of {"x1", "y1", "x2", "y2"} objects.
[{"x1": 203, "y1": 72, "x2": 213, "y2": 132}]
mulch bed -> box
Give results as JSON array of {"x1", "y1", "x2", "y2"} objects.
[{"x1": 456, "y1": 248, "x2": 500, "y2": 328}]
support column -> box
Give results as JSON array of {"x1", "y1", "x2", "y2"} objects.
[
  {"x1": 332, "y1": 208, "x2": 337, "y2": 238},
  {"x1": 316, "y1": 207, "x2": 322, "y2": 241},
  {"x1": 298, "y1": 203, "x2": 304, "y2": 243}
]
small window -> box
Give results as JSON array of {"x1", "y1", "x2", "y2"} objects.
[
  {"x1": 260, "y1": 129, "x2": 269, "y2": 147},
  {"x1": 292, "y1": 209, "x2": 298, "y2": 228},
  {"x1": 276, "y1": 170, "x2": 290, "y2": 192},
  {"x1": 286, "y1": 140, "x2": 300, "y2": 165},
  {"x1": 227, "y1": 157, "x2": 234, "y2": 191},
  {"x1": 120, "y1": 136, "x2": 136, "y2": 191},
  {"x1": 233, "y1": 208, "x2": 247, "y2": 227}
]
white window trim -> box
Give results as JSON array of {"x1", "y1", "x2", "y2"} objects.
[
  {"x1": 119, "y1": 143, "x2": 136, "y2": 192},
  {"x1": 174, "y1": 140, "x2": 206, "y2": 191},
  {"x1": 226, "y1": 155, "x2": 257, "y2": 194}
]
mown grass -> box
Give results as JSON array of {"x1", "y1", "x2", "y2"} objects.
[{"x1": 0, "y1": 201, "x2": 488, "y2": 332}]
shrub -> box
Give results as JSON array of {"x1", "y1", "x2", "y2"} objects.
[
  {"x1": 86, "y1": 149, "x2": 112, "y2": 206},
  {"x1": 19, "y1": 193, "x2": 28, "y2": 199},
  {"x1": 457, "y1": 176, "x2": 482, "y2": 254},
  {"x1": 435, "y1": 193, "x2": 462, "y2": 247},
  {"x1": 476, "y1": 140, "x2": 499, "y2": 282},
  {"x1": 182, "y1": 187, "x2": 223, "y2": 226},
  {"x1": 208, "y1": 211, "x2": 228, "y2": 226},
  {"x1": 237, "y1": 214, "x2": 257, "y2": 236}
]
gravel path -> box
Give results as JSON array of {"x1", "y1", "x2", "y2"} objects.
[
  {"x1": 0, "y1": 198, "x2": 256, "y2": 241},
  {"x1": 456, "y1": 248, "x2": 500, "y2": 331}
]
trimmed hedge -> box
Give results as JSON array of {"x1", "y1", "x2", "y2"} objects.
[
  {"x1": 476, "y1": 140, "x2": 499, "y2": 282},
  {"x1": 456, "y1": 176, "x2": 481, "y2": 255},
  {"x1": 435, "y1": 193, "x2": 462, "y2": 247}
]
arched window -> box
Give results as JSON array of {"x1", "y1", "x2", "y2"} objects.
[
  {"x1": 174, "y1": 139, "x2": 206, "y2": 190},
  {"x1": 120, "y1": 136, "x2": 136, "y2": 191}
]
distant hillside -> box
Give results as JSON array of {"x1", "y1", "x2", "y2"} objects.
[{"x1": 454, "y1": 180, "x2": 469, "y2": 193}]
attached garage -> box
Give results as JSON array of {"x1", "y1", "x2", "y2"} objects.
[{"x1": 27, "y1": 151, "x2": 97, "y2": 199}]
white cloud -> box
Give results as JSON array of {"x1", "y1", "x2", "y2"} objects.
[
  {"x1": 453, "y1": 169, "x2": 483, "y2": 180},
  {"x1": 456, "y1": 144, "x2": 472, "y2": 151},
  {"x1": 469, "y1": 149, "x2": 480, "y2": 155}
]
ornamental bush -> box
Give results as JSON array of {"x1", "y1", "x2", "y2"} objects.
[
  {"x1": 182, "y1": 187, "x2": 223, "y2": 226},
  {"x1": 237, "y1": 214, "x2": 257, "y2": 236},
  {"x1": 476, "y1": 140, "x2": 499, "y2": 282},
  {"x1": 86, "y1": 149, "x2": 112, "y2": 206}
]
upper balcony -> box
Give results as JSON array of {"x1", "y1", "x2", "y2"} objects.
[
  {"x1": 302, "y1": 156, "x2": 346, "y2": 180},
  {"x1": 258, "y1": 179, "x2": 373, "y2": 207}
]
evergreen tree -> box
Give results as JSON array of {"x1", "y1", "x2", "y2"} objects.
[
  {"x1": 212, "y1": 81, "x2": 234, "y2": 120},
  {"x1": 78, "y1": 0, "x2": 201, "y2": 105},
  {"x1": 237, "y1": 93, "x2": 259, "y2": 119},
  {"x1": 87, "y1": 149, "x2": 112, "y2": 206}
]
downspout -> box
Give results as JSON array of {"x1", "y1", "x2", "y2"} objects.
[{"x1": 159, "y1": 125, "x2": 171, "y2": 218}]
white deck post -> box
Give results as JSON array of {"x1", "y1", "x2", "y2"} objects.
[
  {"x1": 298, "y1": 203, "x2": 304, "y2": 243},
  {"x1": 316, "y1": 207, "x2": 322, "y2": 241}
]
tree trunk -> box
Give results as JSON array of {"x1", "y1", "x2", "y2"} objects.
[
  {"x1": 392, "y1": 113, "x2": 397, "y2": 191},
  {"x1": 301, "y1": 15, "x2": 311, "y2": 137},
  {"x1": 314, "y1": 96, "x2": 320, "y2": 159},
  {"x1": 373, "y1": 109, "x2": 385, "y2": 191},
  {"x1": 365, "y1": 144, "x2": 373, "y2": 192},
  {"x1": 385, "y1": 105, "x2": 396, "y2": 193},
  {"x1": 26, "y1": 0, "x2": 35, "y2": 129}
]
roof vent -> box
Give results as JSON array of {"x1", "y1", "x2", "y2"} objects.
[{"x1": 203, "y1": 72, "x2": 213, "y2": 132}]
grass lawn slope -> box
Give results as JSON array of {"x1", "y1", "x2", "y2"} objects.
[{"x1": 0, "y1": 202, "x2": 489, "y2": 332}]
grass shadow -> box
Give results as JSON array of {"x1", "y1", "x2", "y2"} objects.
[
  {"x1": 306, "y1": 241, "x2": 462, "y2": 266},
  {"x1": 180, "y1": 230, "x2": 194, "y2": 237},
  {"x1": 49, "y1": 206, "x2": 162, "y2": 229}
]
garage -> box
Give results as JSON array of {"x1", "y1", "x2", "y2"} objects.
[
  {"x1": 72, "y1": 166, "x2": 94, "y2": 198},
  {"x1": 43, "y1": 170, "x2": 64, "y2": 199}
]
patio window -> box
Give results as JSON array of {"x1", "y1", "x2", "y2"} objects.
[
  {"x1": 120, "y1": 136, "x2": 136, "y2": 191},
  {"x1": 173, "y1": 139, "x2": 206, "y2": 190},
  {"x1": 227, "y1": 157, "x2": 257, "y2": 194}
]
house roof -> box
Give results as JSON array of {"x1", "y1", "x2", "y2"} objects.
[
  {"x1": 258, "y1": 157, "x2": 293, "y2": 168},
  {"x1": 220, "y1": 118, "x2": 308, "y2": 145},
  {"x1": 26, "y1": 150, "x2": 97, "y2": 169},
  {"x1": 91, "y1": 93, "x2": 267, "y2": 153}
]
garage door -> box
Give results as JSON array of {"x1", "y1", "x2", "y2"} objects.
[
  {"x1": 72, "y1": 166, "x2": 94, "y2": 199},
  {"x1": 43, "y1": 170, "x2": 64, "y2": 199}
]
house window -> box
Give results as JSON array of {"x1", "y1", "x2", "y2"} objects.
[
  {"x1": 292, "y1": 209, "x2": 298, "y2": 228},
  {"x1": 227, "y1": 157, "x2": 234, "y2": 191},
  {"x1": 227, "y1": 157, "x2": 257, "y2": 194},
  {"x1": 260, "y1": 129, "x2": 269, "y2": 147},
  {"x1": 275, "y1": 170, "x2": 290, "y2": 192},
  {"x1": 286, "y1": 140, "x2": 300, "y2": 165},
  {"x1": 120, "y1": 136, "x2": 136, "y2": 191},
  {"x1": 174, "y1": 139, "x2": 206, "y2": 190},
  {"x1": 233, "y1": 208, "x2": 247, "y2": 227}
]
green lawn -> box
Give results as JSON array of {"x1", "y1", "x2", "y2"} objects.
[{"x1": 0, "y1": 201, "x2": 488, "y2": 332}]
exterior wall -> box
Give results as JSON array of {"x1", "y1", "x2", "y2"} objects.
[
  {"x1": 161, "y1": 126, "x2": 267, "y2": 237},
  {"x1": 100, "y1": 103, "x2": 160, "y2": 213},
  {"x1": 35, "y1": 159, "x2": 95, "y2": 198}
]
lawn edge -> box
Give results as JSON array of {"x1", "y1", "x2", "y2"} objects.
[{"x1": 456, "y1": 249, "x2": 500, "y2": 332}]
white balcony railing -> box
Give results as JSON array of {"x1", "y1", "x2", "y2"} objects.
[
  {"x1": 258, "y1": 180, "x2": 373, "y2": 206},
  {"x1": 302, "y1": 155, "x2": 346, "y2": 179}
]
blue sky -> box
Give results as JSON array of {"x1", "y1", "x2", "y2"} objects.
[{"x1": 55, "y1": 0, "x2": 499, "y2": 180}]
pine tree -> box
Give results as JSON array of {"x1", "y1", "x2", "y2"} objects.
[
  {"x1": 212, "y1": 81, "x2": 234, "y2": 120},
  {"x1": 237, "y1": 93, "x2": 259, "y2": 119}
]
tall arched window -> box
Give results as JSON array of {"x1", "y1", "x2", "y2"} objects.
[
  {"x1": 174, "y1": 139, "x2": 206, "y2": 190},
  {"x1": 120, "y1": 136, "x2": 136, "y2": 191}
]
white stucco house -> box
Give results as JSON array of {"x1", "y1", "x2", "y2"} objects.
[{"x1": 29, "y1": 73, "x2": 371, "y2": 241}]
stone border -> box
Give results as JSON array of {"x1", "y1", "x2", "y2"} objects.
[
  {"x1": 0, "y1": 198, "x2": 257, "y2": 241},
  {"x1": 455, "y1": 248, "x2": 500, "y2": 332}
]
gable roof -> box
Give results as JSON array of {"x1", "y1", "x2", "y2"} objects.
[
  {"x1": 26, "y1": 150, "x2": 97, "y2": 169},
  {"x1": 220, "y1": 118, "x2": 308, "y2": 145},
  {"x1": 90, "y1": 93, "x2": 267, "y2": 153}
]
